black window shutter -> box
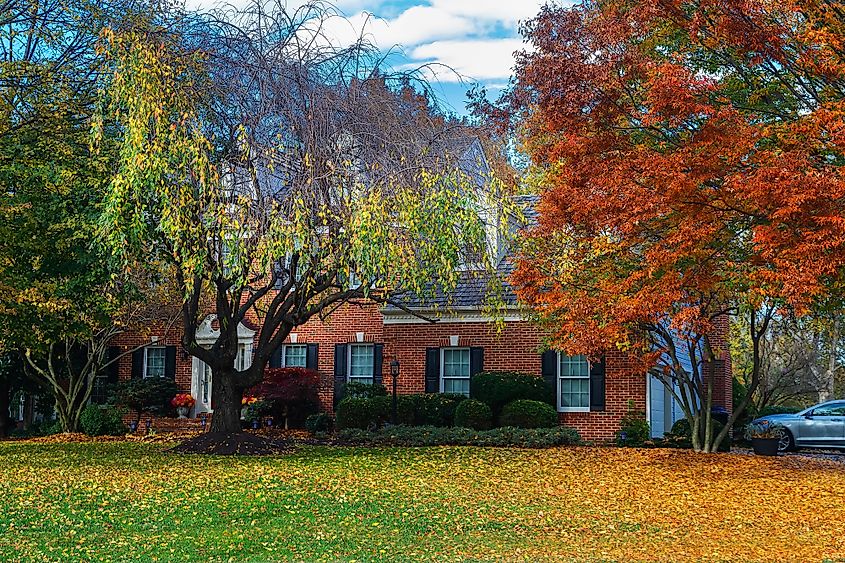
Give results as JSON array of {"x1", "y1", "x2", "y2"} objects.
[
  {"x1": 373, "y1": 344, "x2": 384, "y2": 386},
  {"x1": 541, "y1": 351, "x2": 558, "y2": 406},
  {"x1": 131, "y1": 349, "x2": 144, "y2": 379},
  {"x1": 306, "y1": 344, "x2": 319, "y2": 371},
  {"x1": 589, "y1": 356, "x2": 606, "y2": 412},
  {"x1": 165, "y1": 346, "x2": 177, "y2": 379},
  {"x1": 269, "y1": 346, "x2": 282, "y2": 369},
  {"x1": 425, "y1": 348, "x2": 440, "y2": 393},
  {"x1": 469, "y1": 347, "x2": 484, "y2": 396},
  {"x1": 334, "y1": 344, "x2": 348, "y2": 407},
  {"x1": 106, "y1": 346, "x2": 121, "y2": 384}
]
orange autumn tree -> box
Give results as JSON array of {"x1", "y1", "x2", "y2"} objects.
[{"x1": 494, "y1": 0, "x2": 845, "y2": 452}]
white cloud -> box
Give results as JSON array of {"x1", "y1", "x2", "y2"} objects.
[
  {"x1": 410, "y1": 38, "x2": 524, "y2": 81},
  {"x1": 320, "y1": 7, "x2": 476, "y2": 50},
  {"x1": 429, "y1": 0, "x2": 547, "y2": 24}
]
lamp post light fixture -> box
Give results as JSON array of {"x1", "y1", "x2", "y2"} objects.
[{"x1": 389, "y1": 359, "x2": 400, "y2": 425}]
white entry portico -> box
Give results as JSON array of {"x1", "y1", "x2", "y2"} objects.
[{"x1": 191, "y1": 316, "x2": 255, "y2": 415}]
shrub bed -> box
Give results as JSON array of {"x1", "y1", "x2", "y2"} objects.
[
  {"x1": 337, "y1": 425, "x2": 582, "y2": 448},
  {"x1": 470, "y1": 371, "x2": 553, "y2": 419},
  {"x1": 499, "y1": 399, "x2": 558, "y2": 429},
  {"x1": 334, "y1": 394, "x2": 467, "y2": 430}
]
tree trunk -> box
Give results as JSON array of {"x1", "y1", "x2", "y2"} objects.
[{"x1": 209, "y1": 368, "x2": 244, "y2": 433}]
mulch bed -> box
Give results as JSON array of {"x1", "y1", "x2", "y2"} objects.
[{"x1": 168, "y1": 431, "x2": 294, "y2": 455}]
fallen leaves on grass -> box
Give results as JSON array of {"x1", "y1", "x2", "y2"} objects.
[{"x1": 0, "y1": 444, "x2": 843, "y2": 562}]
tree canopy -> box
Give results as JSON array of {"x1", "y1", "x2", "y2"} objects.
[
  {"x1": 497, "y1": 0, "x2": 845, "y2": 451},
  {"x1": 98, "y1": 0, "x2": 509, "y2": 435}
]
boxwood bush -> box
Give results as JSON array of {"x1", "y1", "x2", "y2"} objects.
[
  {"x1": 335, "y1": 397, "x2": 390, "y2": 430},
  {"x1": 499, "y1": 399, "x2": 558, "y2": 429},
  {"x1": 454, "y1": 399, "x2": 493, "y2": 430},
  {"x1": 79, "y1": 405, "x2": 127, "y2": 436},
  {"x1": 338, "y1": 425, "x2": 581, "y2": 448},
  {"x1": 470, "y1": 371, "x2": 553, "y2": 418}
]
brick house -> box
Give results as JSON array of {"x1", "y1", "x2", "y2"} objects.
[
  {"x1": 101, "y1": 144, "x2": 732, "y2": 442},
  {"x1": 105, "y1": 260, "x2": 732, "y2": 442}
]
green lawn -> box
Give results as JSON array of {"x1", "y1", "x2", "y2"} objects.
[{"x1": 1, "y1": 440, "x2": 844, "y2": 562}]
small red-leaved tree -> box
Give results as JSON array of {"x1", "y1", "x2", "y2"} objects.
[
  {"x1": 490, "y1": 0, "x2": 845, "y2": 452},
  {"x1": 249, "y1": 368, "x2": 320, "y2": 429}
]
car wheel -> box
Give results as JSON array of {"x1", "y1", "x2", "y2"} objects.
[{"x1": 776, "y1": 427, "x2": 795, "y2": 452}]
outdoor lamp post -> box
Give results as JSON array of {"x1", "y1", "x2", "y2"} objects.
[{"x1": 390, "y1": 359, "x2": 400, "y2": 425}]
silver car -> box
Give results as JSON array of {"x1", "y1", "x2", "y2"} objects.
[{"x1": 753, "y1": 400, "x2": 845, "y2": 452}]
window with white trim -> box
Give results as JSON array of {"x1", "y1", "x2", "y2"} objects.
[
  {"x1": 558, "y1": 353, "x2": 590, "y2": 412},
  {"x1": 441, "y1": 348, "x2": 470, "y2": 396},
  {"x1": 144, "y1": 347, "x2": 166, "y2": 378},
  {"x1": 348, "y1": 344, "x2": 374, "y2": 385},
  {"x1": 236, "y1": 343, "x2": 252, "y2": 371},
  {"x1": 283, "y1": 344, "x2": 307, "y2": 368}
]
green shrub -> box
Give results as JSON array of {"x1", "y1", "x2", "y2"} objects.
[
  {"x1": 471, "y1": 371, "x2": 553, "y2": 418},
  {"x1": 79, "y1": 405, "x2": 126, "y2": 436},
  {"x1": 410, "y1": 393, "x2": 466, "y2": 426},
  {"x1": 454, "y1": 399, "x2": 493, "y2": 430},
  {"x1": 305, "y1": 413, "x2": 333, "y2": 433},
  {"x1": 110, "y1": 378, "x2": 178, "y2": 423},
  {"x1": 499, "y1": 399, "x2": 558, "y2": 429},
  {"x1": 666, "y1": 418, "x2": 729, "y2": 451},
  {"x1": 337, "y1": 425, "x2": 581, "y2": 448},
  {"x1": 335, "y1": 397, "x2": 390, "y2": 430},
  {"x1": 616, "y1": 400, "x2": 651, "y2": 446},
  {"x1": 344, "y1": 382, "x2": 388, "y2": 399}
]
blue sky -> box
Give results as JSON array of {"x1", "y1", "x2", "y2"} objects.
[{"x1": 185, "y1": 0, "x2": 555, "y2": 116}]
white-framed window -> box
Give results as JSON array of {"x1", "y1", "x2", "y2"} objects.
[
  {"x1": 236, "y1": 342, "x2": 253, "y2": 371},
  {"x1": 283, "y1": 344, "x2": 307, "y2": 368},
  {"x1": 441, "y1": 347, "x2": 471, "y2": 396},
  {"x1": 558, "y1": 353, "x2": 590, "y2": 412},
  {"x1": 348, "y1": 344, "x2": 375, "y2": 385},
  {"x1": 144, "y1": 347, "x2": 166, "y2": 378}
]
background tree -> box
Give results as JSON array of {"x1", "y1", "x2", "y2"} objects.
[
  {"x1": 98, "y1": 0, "x2": 507, "y2": 438},
  {"x1": 497, "y1": 0, "x2": 845, "y2": 452},
  {"x1": 0, "y1": 0, "x2": 178, "y2": 432},
  {"x1": 732, "y1": 311, "x2": 845, "y2": 413}
]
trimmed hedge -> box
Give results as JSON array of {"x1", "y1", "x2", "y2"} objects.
[
  {"x1": 338, "y1": 425, "x2": 582, "y2": 448},
  {"x1": 335, "y1": 394, "x2": 468, "y2": 430},
  {"x1": 470, "y1": 371, "x2": 553, "y2": 418},
  {"x1": 79, "y1": 405, "x2": 127, "y2": 436},
  {"x1": 499, "y1": 400, "x2": 558, "y2": 429},
  {"x1": 335, "y1": 397, "x2": 389, "y2": 430},
  {"x1": 454, "y1": 399, "x2": 493, "y2": 430}
]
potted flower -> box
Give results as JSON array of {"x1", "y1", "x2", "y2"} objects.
[
  {"x1": 745, "y1": 420, "x2": 781, "y2": 456},
  {"x1": 171, "y1": 394, "x2": 195, "y2": 419},
  {"x1": 241, "y1": 396, "x2": 270, "y2": 429}
]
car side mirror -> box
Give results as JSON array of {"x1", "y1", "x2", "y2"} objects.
[{"x1": 804, "y1": 411, "x2": 814, "y2": 419}]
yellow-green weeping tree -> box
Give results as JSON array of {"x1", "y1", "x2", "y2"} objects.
[{"x1": 97, "y1": 1, "x2": 509, "y2": 436}]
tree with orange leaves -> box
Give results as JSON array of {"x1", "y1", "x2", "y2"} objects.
[{"x1": 496, "y1": 0, "x2": 845, "y2": 452}]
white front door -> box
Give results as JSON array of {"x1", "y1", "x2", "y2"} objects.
[
  {"x1": 192, "y1": 359, "x2": 213, "y2": 415},
  {"x1": 191, "y1": 344, "x2": 253, "y2": 415}
]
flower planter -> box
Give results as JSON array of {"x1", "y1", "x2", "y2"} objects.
[
  {"x1": 751, "y1": 437, "x2": 779, "y2": 456},
  {"x1": 176, "y1": 406, "x2": 190, "y2": 419}
]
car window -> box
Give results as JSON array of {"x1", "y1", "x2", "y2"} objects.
[{"x1": 812, "y1": 403, "x2": 845, "y2": 416}]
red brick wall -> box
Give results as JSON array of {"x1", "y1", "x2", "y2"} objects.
[{"x1": 111, "y1": 323, "x2": 193, "y2": 393}]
